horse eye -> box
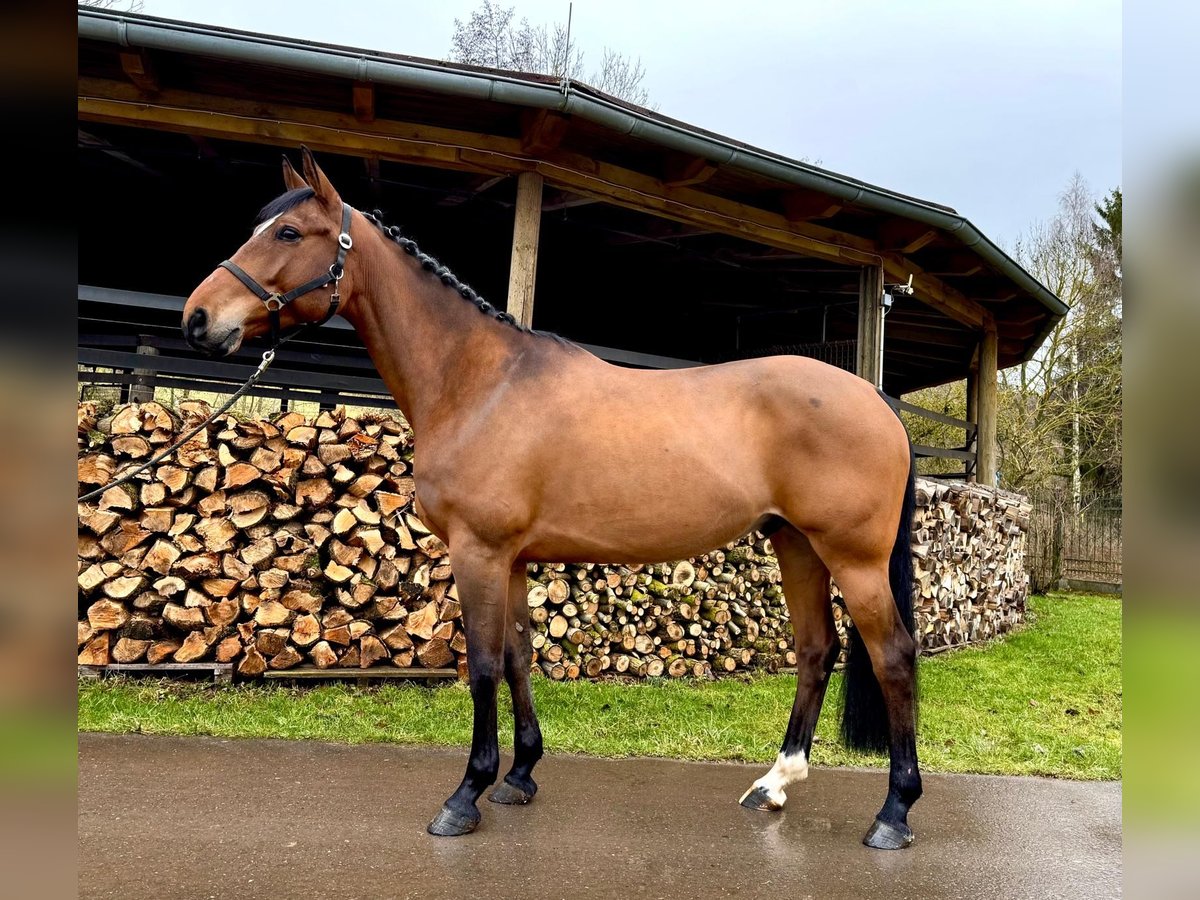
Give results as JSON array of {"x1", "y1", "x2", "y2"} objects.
[{"x1": 276, "y1": 225, "x2": 301, "y2": 242}]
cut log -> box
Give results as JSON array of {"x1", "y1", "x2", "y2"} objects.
[
  {"x1": 87, "y1": 599, "x2": 130, "y2": 631},
  {"x1": 194, "y1": 517, "x2": 238, "y2": 552},
  {"x1": 309, "y1": 641, "x2": 338, "y2": 668},
  {"x1": 291, "y1": 613, "x2": 321, "y2": 647},
  {"x1": 146, "y1": 638, "x2": 181, "y2": 665},
  {"x1": 281, "y1": 589, "x2": 324, "y2": 615},
  {"x1": 163, "y1": 603, "x2": 207, "y2": 631},
  {"x1": 173, "y1": 631, "x2": 211, "y2": 663},
  {"x1": 268, "y1": 645, "x2": 302, "y2": 670},
  {"x1": 228, "y1": 490, "x2": 270, "y2": 529},
  {"x1": 254, "y1": 600, "x2": 293, "y2": 627},
  {"x1": 78, "y1": 633, "x2": 111, "y2": 666},
  {"x1": 222, "y1": 462, "x2": 262, "y2": 491},
  {"x1": 359, "y1": 635, "x2": 389, "y2": 668},
  {"x1": 416, "y1": 638, "x2": 454, "y2": 669},
  {"x1": 404, "y1": 602, "x2": 439, "y2": 640},
  {"x1": 295, "y1": 478, "x2": 335, "y2": 509},
  {"x1": 255, "y1": 628, "x2": 290, "y2": 657},
  {"x1": 215, "y1": 635, "x2": 243, "y2": 663}
]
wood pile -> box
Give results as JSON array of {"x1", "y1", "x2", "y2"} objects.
[
  {"x1": 77, "y1": 401, "x2": 1029, "y2": 679},
  {"x1": 903, "y1": 479, "x2": 1031, "y2": 651}
]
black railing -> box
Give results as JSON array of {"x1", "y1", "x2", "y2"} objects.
[{"x1": 887, "y1": 397, "x2": 977, "y2": 480}]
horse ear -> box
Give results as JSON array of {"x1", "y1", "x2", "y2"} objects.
[
  {"x1": 300, "y1": 145, "x2": 340, "y2": 208},
  {"x1": 282, "y1": 155, "x2": 308, "y2": 192}
]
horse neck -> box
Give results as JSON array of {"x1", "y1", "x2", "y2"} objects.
[{"x1": 341, "y1": 227, "x2": 519, "y2": 433}]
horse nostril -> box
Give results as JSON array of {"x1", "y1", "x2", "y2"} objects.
[{"x1": 186, "y1": 308, "x2": 208, "y2": 339}]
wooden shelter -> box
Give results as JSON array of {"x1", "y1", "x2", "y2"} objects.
[{"x1": 77, "y1": 8, "x2": 1066, "y2": 485}]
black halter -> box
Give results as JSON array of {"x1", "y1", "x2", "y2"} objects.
[{"x1": 218, "y1": 202, "x2": 354, "y2": 347}]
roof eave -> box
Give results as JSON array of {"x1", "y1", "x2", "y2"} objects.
[{"x1": 78, "y1": 8, "x2": 1069, "y2": 324}]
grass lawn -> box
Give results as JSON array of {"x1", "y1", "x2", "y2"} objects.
[{"x1": 78, "y1": 593, "x2": 1121, "y2": 780}]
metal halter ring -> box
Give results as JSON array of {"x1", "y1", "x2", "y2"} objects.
[
  {"x1": 264, "y1": 294, "x2": 284, "y2": 312},
  {"x1": 338, "y1": 232, "x2": 353, "y2": 250}
]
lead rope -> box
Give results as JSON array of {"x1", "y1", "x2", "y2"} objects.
[{"x1": 77, "y1": 348, "x2": 278, "y2": 504}]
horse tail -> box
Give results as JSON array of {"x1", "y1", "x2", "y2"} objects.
[{"x1": 840, "y1": 419, "x2": 917, "y2": 753}]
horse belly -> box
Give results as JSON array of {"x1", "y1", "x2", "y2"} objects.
[{"x1": 520, "y1": 442, "x2": 770, "y2": 564}]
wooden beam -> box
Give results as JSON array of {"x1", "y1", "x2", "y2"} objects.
[
  {"x1": 878, "y1": 220, "x2": 941, "y2": 255},
  {"x1": 118, "y1": 50, "x2": 158, "y2": 93},
  {"x1": 506, "y1": 172, "x2": 543, "y2": 329},
  {"x1": 438, "y1": 174, "x2": 509, "y2": 207},
  {"x1": 76, "y1": 80, "x2": 878, "y2": 268},
  {"x1": 782, "y1": 190, "x2": 843, "y2": 222},
  {"x1": 541, "y1": 189, "x2": 599, "y2": 212},
  {"x1": 663, "y1": 154, "x2": 718, "y2": 188},
  {"x1": 856, "y1": 265, "x2": 885, "y2": 387},
  {"x1": 898, "y1": 229, "x2": 939, "y2": 254},
  {"x1": 881, "y1": 251, "x2": 992, "y2": 330},
  {"x1": 976, "y1": 327, "x2": 999, "y2": 486},
  {"x1": 76, "y1": 81, "x2": 945, "y2": 276},
  {"x1": 352, "y1": 82, "x2": 375, "y2": 123},
  {"x1": 520, "y1": 109, "x2": 570, "y2": 155}
]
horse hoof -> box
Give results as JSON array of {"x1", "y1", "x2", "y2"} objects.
[
  {"x1": 862, "y1": 818, "x2": 914, "y2": 850},
  {"x1": 488, "y1": 778, "x2": 537, "y2": 805},
  {"x1": 426, "y1": 805, "x2": 480, "y2": 837},
  {"x1": 739, "y1": 785, "x2": 784, "y2": 812}
]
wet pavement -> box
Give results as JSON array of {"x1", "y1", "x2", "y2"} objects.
[{"x1": 79, "y1": 733, "x2": 1120, "y2": 899}]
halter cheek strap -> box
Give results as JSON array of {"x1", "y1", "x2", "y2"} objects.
[{"x1": 218, "y1": 202, "x2": 353, "y2": 348}]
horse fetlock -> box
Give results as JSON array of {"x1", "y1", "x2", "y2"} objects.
[{"x1": 739, "y1": 750, "x2": 808, "y2": 810}]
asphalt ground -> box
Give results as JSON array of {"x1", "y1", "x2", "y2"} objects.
[{"x1": 78, "y1": 733, "x2": 1120, "y2": 900}]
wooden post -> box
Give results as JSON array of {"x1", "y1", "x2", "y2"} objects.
[
  {"x1": 966, "y1": 365, "x2": 979, "y2": 482},
  {"x1": 506, "y1": 171, "x2": 543, "y2": 329},
  {"x1": 976, "y1": 326, "x2": 999, "y2": 486},
  {"x1": 129, "y1": 335, "x2": 159, "y2": 404},
  {"x1": 856, "y1": 265, "x2": 885, "y2": 387}
]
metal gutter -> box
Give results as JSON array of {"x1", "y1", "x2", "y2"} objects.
[{"x1": 78, "y1": 9, "x2": 1068, "y2": 319}]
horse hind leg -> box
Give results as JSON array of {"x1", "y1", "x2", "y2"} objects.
[
  {"x1": 817, "y1": 549, "x2": 922, "y2": 850},
  {"x1": 740, "y1": 525, "x2": 838, "y2": 812},
  {"x1": 489, "y1": 564, "x2": 544, "y2": 805}
]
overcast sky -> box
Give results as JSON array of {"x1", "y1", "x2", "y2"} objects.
[{"x1": 135, "y1": 0, "x2": 1121, "y2": 244}]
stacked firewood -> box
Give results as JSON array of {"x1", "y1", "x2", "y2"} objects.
[
  {"x1": 524, "y1": 540, "x2": 796, "y2": 681},
  {"x1": 77, "y1": 401, "x2": 1029, "y2": 679},
  {"x1": 905, "y1": 480, "x2": 1031, "y2": 651},
  {"x1": 77, "y1": 400, "x2": 467, "y2": 677}
]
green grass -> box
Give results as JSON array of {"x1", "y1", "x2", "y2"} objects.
[{"x1": 78, "y1": 593, "x2": 1121, "y2": 780}]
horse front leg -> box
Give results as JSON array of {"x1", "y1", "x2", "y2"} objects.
[
  {"x1": 426, "y1": 540, "x2": 512, "y2": 837},
  {"x1": 488, "y1": 563, "x2": 544, "y2": 805}
]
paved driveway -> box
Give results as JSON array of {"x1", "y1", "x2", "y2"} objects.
[{"x1": 79, "y1": 733, "x2": 1120, "y2": 899}]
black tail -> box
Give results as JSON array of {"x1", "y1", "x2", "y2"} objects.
[{"x1": 840, "y1": 430, "x2": 917, "y2": 753}]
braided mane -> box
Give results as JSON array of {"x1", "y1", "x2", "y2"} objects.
[{"x1": 360, "y1": 208, "x2": 530, "y2": 332}]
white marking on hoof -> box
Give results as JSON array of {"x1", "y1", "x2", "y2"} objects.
[{"x1": 741, "y1": 751, "x2": 809, "y2": 808}]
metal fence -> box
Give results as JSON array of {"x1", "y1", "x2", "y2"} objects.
[{"x1": 1027, "y1": 487, "x2": 1123, "y2": 593}]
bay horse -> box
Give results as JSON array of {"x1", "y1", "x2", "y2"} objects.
[{"x1": 182, "y1": 149, "x2": 922, "y2": 850}]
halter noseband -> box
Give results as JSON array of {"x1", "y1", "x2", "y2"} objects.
[{"x1": 218, "y1": 202, "x2": 353, "y2": 348}]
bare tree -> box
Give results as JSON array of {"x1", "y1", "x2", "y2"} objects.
[
  {"x1": 905, "y1": 175, "x2": 1122, "y2": 500},
  {"x1": 449, "y1": 1, "x2": 651, "y2": 106},
  {"x1": 1000, "y1": 174, "x2": 1122, "y2": 499}
]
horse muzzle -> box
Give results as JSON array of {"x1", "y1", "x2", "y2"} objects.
[{"x1": 183, "y1": 306, "x2": 243, "y2": 356}]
